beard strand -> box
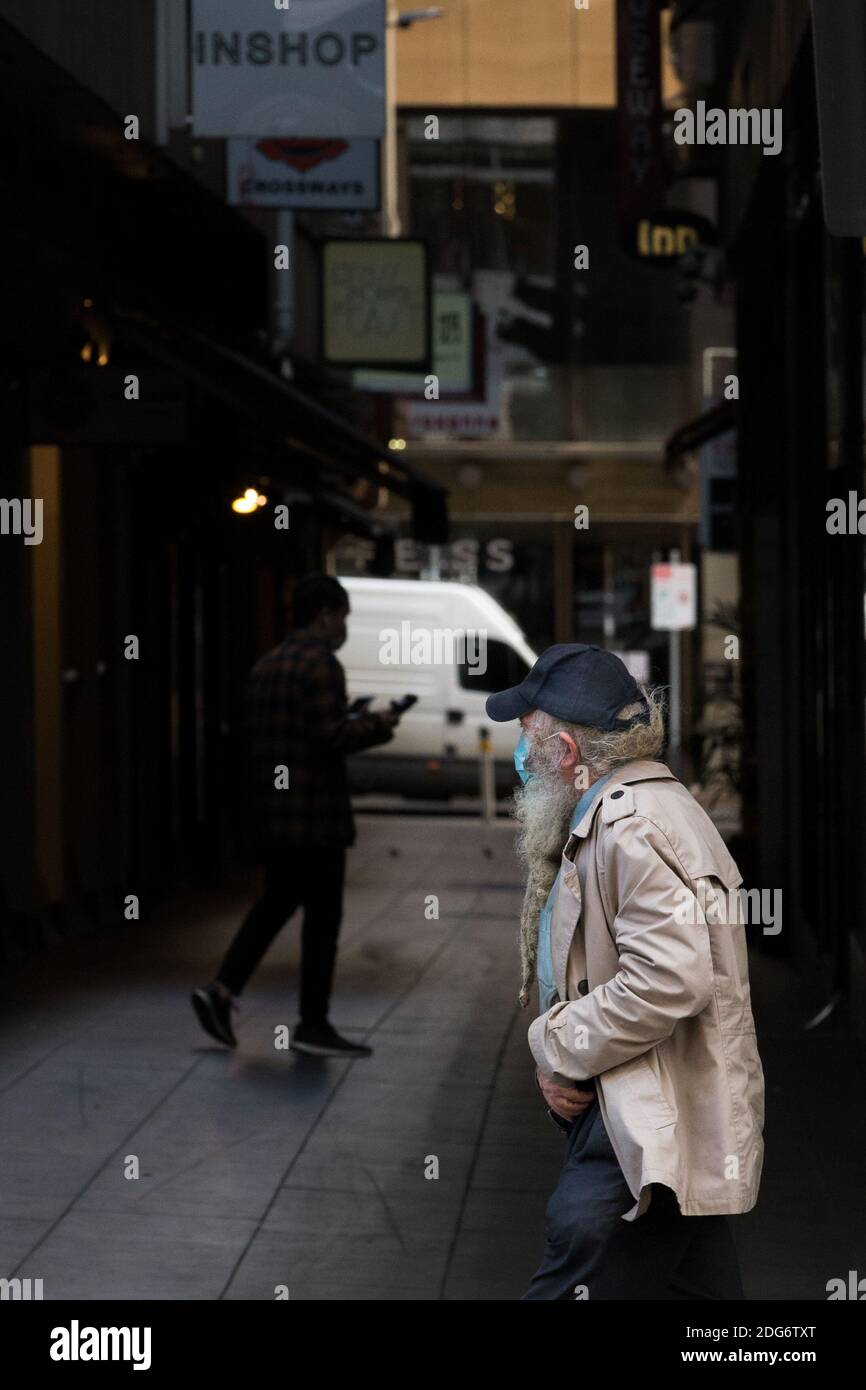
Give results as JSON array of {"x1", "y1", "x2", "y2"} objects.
[{"x1": 512, "y1": 770, "x2": 579, "y2": 1007}]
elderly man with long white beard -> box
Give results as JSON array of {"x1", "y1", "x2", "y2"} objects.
[{"x1": 485, "y1": 643, "x2": 765, "y2": 1301}]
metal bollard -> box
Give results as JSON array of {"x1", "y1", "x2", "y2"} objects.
[{"x1": 478, "y1": 726, "x2": 496, "y2": 822}]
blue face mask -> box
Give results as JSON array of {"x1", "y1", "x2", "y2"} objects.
[
  {"x1": 513, "y1": 730, "x2": 534, "y2": 784},
  {"x1": 514, "y1": 729, "x2": 561, "y2": 784}
]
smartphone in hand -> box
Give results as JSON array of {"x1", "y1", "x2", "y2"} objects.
[{"x1": 389, "y1": 694, "x2": 418, "y2": 716}]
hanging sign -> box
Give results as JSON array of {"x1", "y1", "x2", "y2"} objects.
[{"x1": 192, "y1": 0, "x2": 386, "y2": 139}]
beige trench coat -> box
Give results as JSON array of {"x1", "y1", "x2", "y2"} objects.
[{"x1": 527, "y1": 760, "x2": 765, "y2": 1222}]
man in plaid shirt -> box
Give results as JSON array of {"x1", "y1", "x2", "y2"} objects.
[{"x1": 192, "y1": 574, "x2": 400, "y2": 1057}]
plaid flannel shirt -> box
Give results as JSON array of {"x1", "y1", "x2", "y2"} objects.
[{"x1": 244, "y1": 631, "x2": 394, "y2": 851}]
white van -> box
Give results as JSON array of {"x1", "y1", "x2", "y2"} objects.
[{"x1": 340, "y1": 576, "x2": 537, "y2": 799}]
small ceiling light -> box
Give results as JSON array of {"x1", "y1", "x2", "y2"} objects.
[
  {"x1": 97, "y1": 350, "x2": 109, "y2": 367},
  {"x1": 388, "y1": 437, "x2": 407, "y2": 451},
  {"x1": 80, "y1": 343, "x2": 93, "y2": 363}
]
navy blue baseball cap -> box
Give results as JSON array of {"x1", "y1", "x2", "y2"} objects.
[{"x1": 485, "y1": 643, "x2": 651, "y2": 731}]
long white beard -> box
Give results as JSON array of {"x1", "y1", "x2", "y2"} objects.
[{"x1": 512, "y1": 769, "x2": 579, "y2": 1007}]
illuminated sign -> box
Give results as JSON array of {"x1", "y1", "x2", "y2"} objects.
[{"x1": 624, "y1": 209, "x2": 718, "y2": 264}]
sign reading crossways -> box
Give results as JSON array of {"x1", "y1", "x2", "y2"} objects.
[
  {"x1": 192, "y1": 0, "x2": 386, "y2": 139},
  {"x1": 227, "y1": 138, "x2": 380, "y2": 209}
]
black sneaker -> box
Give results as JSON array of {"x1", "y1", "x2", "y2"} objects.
[
  {"x1": 191, "y1": 985, "x2": 237, "y2": 1048},
  {"x1": 290, "y1": 1023, "x2": 372, "y2": 1058}
]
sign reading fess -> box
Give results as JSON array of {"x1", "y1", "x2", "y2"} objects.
[
  {"x1": 192, "y1": 0, "x2": 386, "y2": 139},
  {"x1": 650, "y1": 562, "x2": 697, "y2": 631}
]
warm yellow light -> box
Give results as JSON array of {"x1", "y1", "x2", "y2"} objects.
[
  {"x1": 388, "y1": 437, "x2": 407, "y2": 451},
  {"x1": 493, "y1": 181, "x2": 516, "y2": 220},
  {"x1": 97, "y1": 351, "x2": 109, "y2": 367},
  {"x1": 83, "y1": 297, "x2": 93, "y2": 308},
  {"x1": 80, "y1": 343, "x2": 92, "y2": 362},
  {"x1": 231, "y1": 488, "x2": 267, "y2": 514}
]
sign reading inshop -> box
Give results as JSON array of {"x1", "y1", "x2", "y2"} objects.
[{"x1": 192, "y1": 0, "x2": 386, "y2": 139}]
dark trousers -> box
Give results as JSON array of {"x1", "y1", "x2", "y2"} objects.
[
  {"x1": 216, "y1": 846, "x2": 346, "y2": 1026},
  {"x1": 522, "y1": 1099, "x2": 745, "y2": 1301}
]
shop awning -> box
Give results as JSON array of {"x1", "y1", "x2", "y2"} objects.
[{"x1": 114, "y1": 311, "x2": 448, "y2": 543}]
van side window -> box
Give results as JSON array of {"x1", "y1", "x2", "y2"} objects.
[{"x1": 458, "y1": 639, "x2": 530, "y2": 693}]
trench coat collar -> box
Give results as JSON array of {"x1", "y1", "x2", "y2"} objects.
[{"x1": 570, "y1": 760, "x2": 676, "y2": 841}]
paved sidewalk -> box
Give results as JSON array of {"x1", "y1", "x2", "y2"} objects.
[{"x1": 0, "y1": 815, "x2": 863, "y2": 1300}]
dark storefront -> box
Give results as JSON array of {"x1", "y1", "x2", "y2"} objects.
[
  {"x1": 724, "y1": 10, "x2": 866, "y2": 1021},
  {"x1": 0, "y1": 17, "x2": 446, "y2": 956}
]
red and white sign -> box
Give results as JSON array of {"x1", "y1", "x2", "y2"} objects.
[
  {"x1": 227, "y1": 137, "x2": 379, "y2": 209},
  {"x1": 650, "y1": 562, "x2": 697, "y2": 631}
]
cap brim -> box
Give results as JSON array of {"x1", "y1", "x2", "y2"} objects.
[{"x1": 485, "y1": 685, "x2": 533, "y2": 722}]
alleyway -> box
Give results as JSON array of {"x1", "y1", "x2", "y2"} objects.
[{"x1": 1, "y1": 816, "x2": 863, "y2": 1301}]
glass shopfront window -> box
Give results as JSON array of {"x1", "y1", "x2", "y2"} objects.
[{"x1": 334, "y1": 522, "x2": 555, "y2": 655}]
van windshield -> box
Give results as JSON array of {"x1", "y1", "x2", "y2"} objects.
[{"x1": 458, "y1": 639, "x2": 530, "y2": 694}]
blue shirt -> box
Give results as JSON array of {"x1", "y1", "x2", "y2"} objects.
[{"x1": 535, "y1": 775, "x2": 611, "y2": 1013}]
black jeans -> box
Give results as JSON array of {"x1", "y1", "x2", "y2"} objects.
[
  {"x1": 522, "y1": 1100, "x2": 745, "y2": 1301},
  {"x1": 216, "y1": 846, "x2": 346, "y2": 1026}
]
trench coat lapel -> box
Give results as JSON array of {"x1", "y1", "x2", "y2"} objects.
[{"x1": 552, "y1": 831, "x2": 581, "y2": 1003}]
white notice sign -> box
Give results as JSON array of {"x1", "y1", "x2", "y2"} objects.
[
  {"x1": 227, "y1": 138, "x2": 379, "y2": 209},
  {"x1": 192, "y1": 0, "x2": 386, "y2": 139},
  {"x1": 650, "y1": 562, "x2": 697, "y2": 631}
]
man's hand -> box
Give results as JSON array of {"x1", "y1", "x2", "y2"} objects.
[
  {"x1": 535, "y1": 1066, "x2": 596, "y2": 1121},
  {"x1": 378, "y1": 710, "x2": 401, "y2": 730}
]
